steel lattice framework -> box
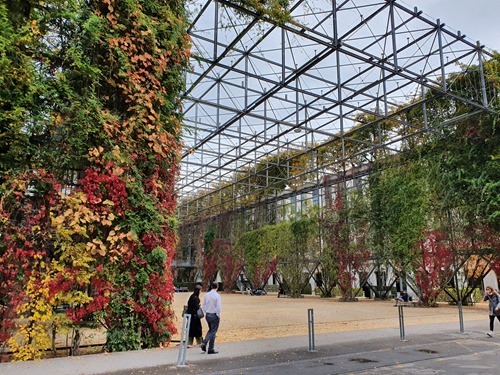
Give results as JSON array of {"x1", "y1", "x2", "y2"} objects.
[{"x1": 177, "y1": 0, "x2": 495, "y2": 221}]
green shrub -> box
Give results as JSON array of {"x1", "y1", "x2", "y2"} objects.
[
  {"x1": 436, "y1": 288, "x2": 482, "y2": 305},
  {"x1": 302, "y1": 283, "x2": 312, "y2": 295}
]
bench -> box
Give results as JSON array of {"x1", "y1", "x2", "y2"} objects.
[
  {"x1": 179, "y1": 286, "x2": 189, "y2": 292},
  {"x1": 395, "y1": 299, "x2": 419, "y2": 307}
]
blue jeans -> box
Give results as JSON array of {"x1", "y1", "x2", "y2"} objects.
[{"x1": 203, "y1": 313, "x2": 220, "y2": 351}]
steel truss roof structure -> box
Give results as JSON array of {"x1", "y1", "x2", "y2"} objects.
[{"x1": 177, "y1": 0, "x2": 495, "y2": 221}]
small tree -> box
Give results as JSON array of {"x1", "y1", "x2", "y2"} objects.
[
  {"x1": 414, "y1": 231, "x2": 454, "y2": 306},
  {"x1": 318, "y1": 206, "x2": 338, "y2": 298},
  {"x1": 237, "y1": 223, "x2": 288, "y2": 290},
  {"x1": 491, "y1": 257, "x2": 500, "y2": 276},
  {"x1": 315, "y1": 257, "x2": 337, "y2": 297},
  {"x1": 202, "y1": 228, "x2": 218, "y2": 288},
  {"x1": 324, "y1": 190, "x2": 371, "y2": 301},
  {"x1": 216, "y1": 239, "x2": 243, "y2": 292},
  {"x1": 252, "y1": 258, "x2": 279, "y2": 290},
  {"x1": 277, "y1": 217, "x2": 316, "y2": 298}
]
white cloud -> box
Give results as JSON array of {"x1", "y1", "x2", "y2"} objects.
[{"x1": 401, "y1": 0, "x2": 500, "y2": 52}]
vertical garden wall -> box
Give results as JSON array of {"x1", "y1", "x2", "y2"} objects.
[
  {"x1": 0, "y1": 0, "x2": 190, "y2": 359},
  {"x1": 1, "y1": 0, "x2": 499, "y2": 361}
]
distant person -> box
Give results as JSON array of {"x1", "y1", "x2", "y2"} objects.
[
  {"x1": 201, "y1": 282, "x2": 221, "y2": 354},
  {"x1": 483, "y1": 286, "x2": 500, "y2": 337},
  {"x1": 278, "y1": 285, "x2": 285, "y2": 298},
  {"x1": 186, "y1": 284, "x2": 203, "y2": 346},
  {"x1": 395, "y1": 290, "x2": 409, "y2": 303}
]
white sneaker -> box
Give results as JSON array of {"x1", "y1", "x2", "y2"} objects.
[{"x1": 486, "y1": 331, "x2": 494, "y2": 337}]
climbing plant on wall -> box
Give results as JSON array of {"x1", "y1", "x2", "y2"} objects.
[
  {"x1": 321, "y1": 188, "x2": 371, "y2": 301},
  {"x1": 0, "y1": 0, "x2": 190, "y2": 359},
  {"x1": 202, "y1": 227, "x2": 218, "y2": 288},
  {"x1": 401, "y1": 54, "x2": 500, "y2": 303},
  {"x1": 369, "y1": 159, "x2": 430, "y2": 269}
]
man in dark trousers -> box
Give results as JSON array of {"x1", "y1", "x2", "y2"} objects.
[{"x1": 201, "y1": 282, "x2": 221, "y2": 354}]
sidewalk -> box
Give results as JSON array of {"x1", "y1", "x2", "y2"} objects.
[{"x1": 1, "y1": 318, "x2": 498, "y2": 375}]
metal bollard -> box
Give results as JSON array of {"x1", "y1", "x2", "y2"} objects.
[
  {"x1": 307, "y1": 308, "x2": 317, "y2": 352},
  {"x1": 458, "y1": 302, "x2": 464, "y2": 334},
  {"x1": 177, "y1": 313, "x2": 191, "y2": 367},
  {"x1": 398, "y1": 305, "x2": 406, "y2": 341}
]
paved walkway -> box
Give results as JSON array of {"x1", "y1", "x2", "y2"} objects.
[{"x1": 1, "y1": 319, "x2": 499, "y2": 374}]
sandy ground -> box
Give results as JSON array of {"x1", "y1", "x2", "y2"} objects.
[
  {"x1": 47, "y1": 293, "x2": 488, "y2": 351},
  {"x1": 48, "y1": 292, "x2": 489, "y2": 351},
  {"x1": 0, "y1": 291, "x2": 486, "y2": 361},
  {"x1": 170, "y1": 292, "x2": 489, "y2": 344}
]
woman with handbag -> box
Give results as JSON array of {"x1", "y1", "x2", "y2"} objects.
[
  {"x1": 483, "y1": 285, "x2": 500, "y2": 337},
  {"x1": 186, "y1": 284, "x2": 203, "y2": 346}
]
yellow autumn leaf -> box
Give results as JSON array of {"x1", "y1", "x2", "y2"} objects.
[
  {"x1": 52, "y1": 216, "x2": 64, "y2": 226},
  {"x1": 112, "y1": 146, "x2": 120, "y2": 157},
  {"x1": 88, "y1": 147, "x2": 100, "y2": 158},
  {"x1": 98, "y1": 243, "x2": 106, "y2": 256},
  {"x1": 112, "y1": 166, "x2": 124, "y2": 176}
]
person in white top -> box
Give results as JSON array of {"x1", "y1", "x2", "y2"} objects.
[{"x1": 201, "y1": 282, "x2": 221, "y2": 354}]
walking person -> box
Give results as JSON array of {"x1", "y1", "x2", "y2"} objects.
[
  {"x1": 201, "y1": 282, "x2": 221, "y2": 354},
  {"x1": 483, "y1": 285, "x2": 500, "y2": 337},
  {"x1": 186, "y1": 284, "x2": 203, "y2": 346}
]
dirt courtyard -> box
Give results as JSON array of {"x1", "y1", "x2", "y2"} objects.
[
  {"x1": 49, "y1": 291, "x2": 489, "y2": 352},
  {"x1": 171, "y1": 291, "x2": 489, "y2": 344}
]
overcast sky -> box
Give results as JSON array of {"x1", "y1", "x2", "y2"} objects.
[{"x1": 401, "y1": 0, "x2": 500, "y2": 52}]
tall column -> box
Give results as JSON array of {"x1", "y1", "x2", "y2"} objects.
[
  {"x1": 437, "y1": 19, "x2": 447, "y2": 91},
  {"x1": 389, "y1": 0, "x2": 398, "y2": 70},
  {"x1": 477, "y1": 41, "x2": 488, "y2": 107}
]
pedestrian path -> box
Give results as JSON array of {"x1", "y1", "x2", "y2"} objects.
[{"x1": 0, "y1": 319, "x2": 498, "y2": 375}]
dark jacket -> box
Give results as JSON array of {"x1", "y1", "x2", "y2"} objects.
[{"x1": 187, "y1": 293, "x2": 202, "y2": 338}]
